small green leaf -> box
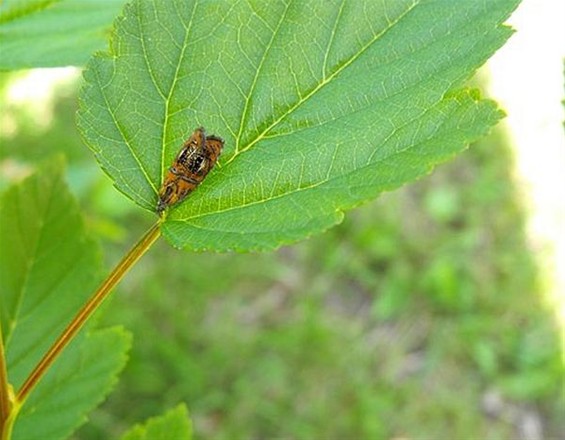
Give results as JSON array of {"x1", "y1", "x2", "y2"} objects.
[
  {"x1": 0, "y1": 159, "x2": 131, "y2": 439},
  {"x1": 121, "y1": 404, "x2": 192, "y2": 440},
  {"x1": 78, "y1": 0, "x2": 519, "y2": 251},
  {"x1": 0, "y1": 0, "x2": 126, "y2": 69}
]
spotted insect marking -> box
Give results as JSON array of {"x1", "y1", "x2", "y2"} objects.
[{"x1": 156, "y1": 127, "x2": 224, "y2": 215}]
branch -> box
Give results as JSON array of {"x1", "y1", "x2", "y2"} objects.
[{"x1": 16, "y1": 221, "x2": 161, "y2": 404}]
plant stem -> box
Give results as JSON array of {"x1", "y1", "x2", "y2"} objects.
[
  {"x1": 15, "y1": 221, "x2": 161, "y2": 405},
  {"x1": 0, "y1": 325, "x2": 11, "y2": 435}
]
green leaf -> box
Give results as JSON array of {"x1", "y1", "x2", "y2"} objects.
[
  {"x1": 0, "y1": 158, "x2": 100, "y2": 387},
  {"x1": 13, "y1": 326, "x2": 131, "y2": 440},
  {"x1": 121, "y1": 404, "x2": 192, "y2": 440},
  {"x1": 77, "y1": 0, "x2": 519, "y2": 251},
  {"x1": 0, "y1": 159, "x2": 131, "y2": 439},
  {"x1": 0, "y1": 0, "x2": 126, "y2": 69}
]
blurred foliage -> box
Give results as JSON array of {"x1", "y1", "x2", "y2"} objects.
[
  {"x1": 1, "y1": 72, "x2": 563, "y2": 439},
  {"x1": 0, "y1": 0, "x2": 126, "y2": 69}
]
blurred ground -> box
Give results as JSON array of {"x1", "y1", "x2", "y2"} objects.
[{"x1": 0, "y1": 64, "x2": 563, "y2": 439}]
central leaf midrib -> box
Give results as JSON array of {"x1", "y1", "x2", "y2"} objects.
[
  {"x1": 6, "y1": 172, "x2": 58, "y2": 348},
  {"x1": 159, "y1": 0, "x2": 197, "y2": 184}
]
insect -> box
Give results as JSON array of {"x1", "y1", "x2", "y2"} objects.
[{"x1": 156, "y1": 127, "x2": 224, "y2": 214}]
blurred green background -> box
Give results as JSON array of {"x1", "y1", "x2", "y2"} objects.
[{"x1": 1, "y1": 71, "x2": 563, "y2": 439}]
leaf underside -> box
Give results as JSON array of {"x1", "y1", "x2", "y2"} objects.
[{"x1": 78, "y1": 0, "x2": 519, "y2": 251}]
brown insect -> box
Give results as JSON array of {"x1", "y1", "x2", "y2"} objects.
[{"x1": 156, "y1": 127, "x2": 224, "y2": 214}]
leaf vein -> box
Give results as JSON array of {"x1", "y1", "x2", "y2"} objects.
[
  {"x1": 137, "y1": 1, "x2": 167, "y2": 100},
  {"x1": 178, "y1": 96, "x2": 449, "y2": 223},
  {"x1": 234, "y1": 0, "x2": 293, "y2": 154},
  {"x1": 160, "y1": 0, "x2": 199, "y2": 184},
  {"x1": 230, "y1": 0, "x2": 419, "y2": 162},
  {"x1": 322, "y1": 0, "x2": 346, "y2": 80},
  {"x1": 96, "y1": 67, "x2": 158, "y2": 195}
]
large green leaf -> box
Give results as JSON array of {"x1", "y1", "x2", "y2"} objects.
[
  {"x1": 77, "y1": 0, "x2": 519, "y2": 251},
  {"x1": 121, "y1": 404, "x2": 192, "y2": 440},
  {"x1": 0, "y1": 159, "x2": 131, "y2": 439},
  {"x1": 0, "y1": 0, "x2": 126, "y2": 69}
]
